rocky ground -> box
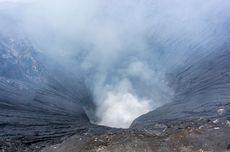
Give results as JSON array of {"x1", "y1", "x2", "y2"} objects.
[
  {"x1": 41, "y1": 119, "x2": 230, "y2": 152},
  {"x1": 1, "y1": 118, "x2": 230, "y2": 152}
]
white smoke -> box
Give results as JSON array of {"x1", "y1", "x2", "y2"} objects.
[
  {"x1": 96, "y1": 79, "x2": 152, "y2": 128},
  {"x1": 2, "y1": 0, "x2": 229, "y2": 128}
]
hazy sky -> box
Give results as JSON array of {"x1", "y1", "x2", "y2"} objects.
[{"x1": 0, "y1": 0, "x2": 30, "y2": 2}]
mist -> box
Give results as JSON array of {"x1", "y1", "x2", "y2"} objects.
[{"x1": 1, "y1": 0, "x2": 230, "y2": 128}]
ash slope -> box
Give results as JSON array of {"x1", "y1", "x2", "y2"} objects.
[
  {"x1": 0, "y1": 34, "x2": 96, "y2": 151},
  {"x1": 131, "y1": 48, "x2": 230, "y2": 129},
  {"x1": 0, "y1": 11, "x2": 97, "y2": 150}
]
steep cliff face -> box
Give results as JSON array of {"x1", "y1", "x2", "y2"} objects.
[{"x1": 131, "y1": 49, "x2": 230, "y2": 129}]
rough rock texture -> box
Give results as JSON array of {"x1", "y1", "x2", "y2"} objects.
[{"x1": 41, "y1": 119, "x2": 230, "y2": 152}]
